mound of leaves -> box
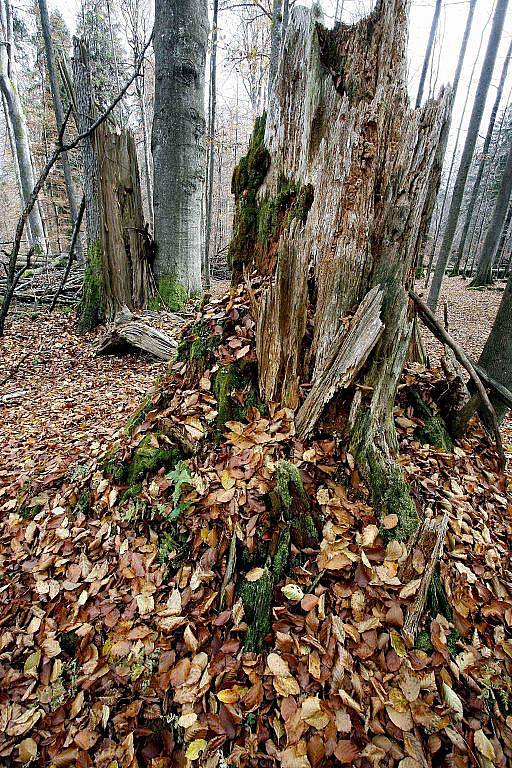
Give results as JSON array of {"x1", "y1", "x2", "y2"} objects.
[{"x1": 1, "y1": 284, "x2": 512, "y2": 768}]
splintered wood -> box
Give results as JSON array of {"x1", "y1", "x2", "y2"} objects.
[{"x1": 295, "y1": 286, "x2": 384, "y2": 439}]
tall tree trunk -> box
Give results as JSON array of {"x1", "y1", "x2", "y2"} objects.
[
  {"x1": 136, "y1": 78, "x2": 154, "y2": 227},
  {"x1": 2, "y1": 93, "x2": 33, "y2": 246},
  {"x1": 268, "y1": 0, "x2": 283, "y2": 99},
  {"x1": 478, "y1": 272, "x2": 512, "y2": 421},
  {"x1": 152, "y1": 0, "x2": 208, "y2": 307},
  {"x1": 419, "y1": 0, "x2": 476, "y2": 278},
  {"x1": 37, "y1": 0, "x2": 84, "y2": 264},
  {"x1": 470, "y1": 136, "x2": 512, "y2": 286},
  {"x1": 427, "y1": 0, "x2": 509, "y2": 311},
  {"x1": 231, "y1": 2, "x2": 451, "y2": 540},
  {"x1": 72, "y1": 36, "x2": 104, "y2": 330},
  {"x1": 415, "y1": 0, "x2": 442, "y2": 109},
  {"x1": 204, "y1": 0, "x2": 219, "y2": 290},
  {"x1": 0, "y1": 0, "x2": 46, "y2": 252},
  {"x1": 451, "y1": 36, "x2": 512, "y2": 275}
]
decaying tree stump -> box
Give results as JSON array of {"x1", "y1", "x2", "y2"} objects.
[{"x1": 230, "y1": 0, "x2": 452, "y2": 539}]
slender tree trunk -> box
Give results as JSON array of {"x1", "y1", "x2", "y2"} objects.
[
  {"x1": 0, "y1": 0, "x2": 46, "y2": 252},
  {"x1": 496, "y1": 199, "x2": 512, "y2": 274},
  {"x1": 204, "y1": 0, "x2": 219, "y2": 289},
  {"x1": 231, "y1": 2, "x2": 451, "y2": 540},
  {"x1": 482, "y1": 271, "x2": 512, "y2": 420},
  {"x1": 420, "y1": 0, "x2": 477, "y2": 278},
  {"x1": 2, "y1": 93, "x2": 33, "y2": 246},
  {"x1": 136, "y1": 78, "x2": 154, "y2": 227},
  {"x1": 451, "y1": 37, "x2": 512, "y2": 275},
  {"x1": 152, "y1": 0, "x2": 208, "y2": 306},
  {"x1": 415, "y1": 0, "x2": 442, "y2": 109},
  {"x1": 428, "y1": 0, "x2": 509, "y2": 311},
  {"x1": 470, "y1": 137, "x2": 512, "y2": 286},
  {"x1": 72, "y1": 36, "x2": 104, "y2": 330},
  {"x1": 37, "y1": 0, "x2": 83, "y2": 264}
]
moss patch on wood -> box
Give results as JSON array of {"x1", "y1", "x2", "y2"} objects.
[
  {"x1": 409, "y1": 390, "x2": 453, "y2": 451},
  {"x1": 239, "y1": 567, "x2": 274, "y2": 653},
  {"x1": 212, "y1": 363, "x2": 265, "y2": 429},
  {"x1": 78, "y1": 241, "x2": 105, "y2": 332},
  {"x1": 149, "y1": 276, "x2": 188, "y2": 311},
  {"x1": 126, "y1": 436, "x2": 181, "y2": 485}
]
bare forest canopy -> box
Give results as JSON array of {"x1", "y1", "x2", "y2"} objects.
[{"x1": 0, "y1": 0, "x2": 512, "y2": 767}]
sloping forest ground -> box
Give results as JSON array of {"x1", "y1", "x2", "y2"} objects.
[
  {"x1": 0, "y1": 278, "x2": 509, "y2": 502},
  {"x1": 0, "y1": 277, "x2": 511, "y2": 767}
]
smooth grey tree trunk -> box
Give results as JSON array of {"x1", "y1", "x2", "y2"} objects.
[
  {"x1": 2, "y1": 92, "x2": 33, "y2": 245},
  {"x1": 136, "y1": 79, "x2": 153, "y2": 227},
  {"x1": 428, "y1": 0, "x2": 509, "y2": 311},
  {"x1": 474, "y1": 272, "x2": 512, "y2": 422},
  {"x1": 420, "y1": 0, "x2": 477, "y2": 278},
  {"x1": 0, "y1": 0, "x2": 46, "y2": 252},
  {"x1": 37, "y1": 0, "x2": 83, "y2": 263},
  {"x1": 152, "y1": 0, "x2": 208, "y2": 304},
  {"x1": 204, "y1": 0, "x2": 219, "y2": 290},
  {"x1": 452, "y1": 37, "x2": 512, "y2": 275},
  {"x1": 415, "y1": 0, "x2": 442, "y2": 109},
  {"x1": 470, "y1": 136, "x2": 512, "y2": 286}
]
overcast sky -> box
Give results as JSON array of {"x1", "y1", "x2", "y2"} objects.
[{"x1": 47, "y1": 0, "x2": 512, "y2": 159}]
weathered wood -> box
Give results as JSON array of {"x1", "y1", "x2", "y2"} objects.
[
  {"x1": 402, "y1": 512, "x2": 449, "y2": 644},
  {"x1": 295, "y1": 286, "x2": 384, "y2": 439},
  {"x1": 96, "y1": 307, "x2": 178, "y2": 361},
  {"x1": 410, "y1": 289, "x2": 505, "y2": 468}
]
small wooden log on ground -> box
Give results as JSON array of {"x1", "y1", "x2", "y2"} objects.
[
  {"x1": 96, "y1": 306, "x2": 178, "y2": 361},
  {"x1": 410, "y1": 290, "x2": 505, "y2": 469},
  {"x1": 295, "y1": 286, "x2": 384, "y2": 440},
  {"x1": 401, "y1": 512, "x2": 449, "y2": 644}
]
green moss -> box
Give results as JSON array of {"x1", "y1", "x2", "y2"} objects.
[
  {"x1": 60, "y1": 631, "x2": 79, "y2": 657},
  {"x1": 121, "y1": 484, "x2": 143, "y2": 503},
  {"x1": 271, "y1": 527, "x2": 291, "y2": 583},
  {"x1": 125, "y1": 394, "x2": 154, "y2": 436},
  {"x1": 275, "y1": 461, "x2": 308, "y2": 512},
  {"x1": 74, "y1": 492, "x2": 90, "y2": 516},
  {"x1": 291, "y1": 513, "x2": 319, "y2": 548},
  {"x1": 78, "y1": 241, "x2": 105, "y2": 332},
  {"x1": 102, "y1": 452, "x2": 126, "y2": 482},
  {"x1": 426, "y1": 572, "x2": 452, "y2": 622},
  {"x1": 415, "y1": 631, "x2": 433, "y2": 654},
  {"x1": 213, "y1": 363, "x2": 265, "y2": 428},
  {"x1": 371, "y1": 456, "x2": 419, "y2": 542},
  {"x1": 239, "y1": 567, "x2": 274, "y2": 653},
  {"x1": 126, "y1": 435, "x2": 180, "y2": 485},
  {"x1": 149, "y1": 276, "x2": 188, "y2": 311},
  {"x1": 420, "y1": 416, "x2": 453, "y2": 452},
  {"x1": 177, "y1": 321, "x2": 220, "y2": 364},
  {"x1": 22, "y1": 269, "x2": 34, "y2": 278}
]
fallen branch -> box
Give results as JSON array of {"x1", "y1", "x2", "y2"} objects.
[
  {"x1": 410, "y1": 290, "x2": 505, "y2": 470},
  {"x1": 50, "y1": 195, "x2": 85, "y2": 312},
  {"x1": 96, "y1": 306, "x2": 177, "y2": 361}
]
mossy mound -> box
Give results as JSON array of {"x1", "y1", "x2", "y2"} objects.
[
  {"x1": 125, "y1": 435, "x2": 181, "y2": 485},
  {"x1": 149, "y1": 275, "x2": 188, "y2": 311}
]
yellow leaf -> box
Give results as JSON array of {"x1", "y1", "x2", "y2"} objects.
[
  {"x1": 281, "y1": 584, "x2": 305, "y2": 601},
  {"x1": 185, "y1": 739, "x2": 207, "y2": 760},
  {"x1": 474, "y1": 729, "x2": 495, "y2": 761},
  {"x1": 220, "y1": 470, "x2": 236, "y2": 490},
  {"x1": 390, "y1": 630, "x2": 407, "y2": 658},
  {"x1": 18, "y1": 738, "x2": 38, "y2": 763}
]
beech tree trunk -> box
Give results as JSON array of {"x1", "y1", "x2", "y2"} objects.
[
  {"x1": 470, "y1": 136, "x2": 512, "y2": 287},
  {"x1": 152, "y1": 0, "x2": 208, "y2": 306},
  {"x1": 415, "y1": 0, "x2": 441, "y2": 109},
  {"x1": 204, "y1": 0, "x2": 219, "y2": 289},
  {"x1": 0, "y1": 0, "x2": 46, "y2": 252},
  {"x1": 38, "y1": 0, "x2": 84, "y2": 264},
  {"x1": 428, "y1": 0, "x2": 509, "y2": 311},
  {"x1": 478, "y1": 274, "x2": 512, "y2": 421},
  {"x1": 451, "y1": 37, "x2": 512, "y2": 276},
  {"x1": 231, "y1": 1, "x2": 451, "y2": 540}
]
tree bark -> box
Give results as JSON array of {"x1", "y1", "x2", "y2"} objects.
[
  {"x1": 232, "y1": 2, "x2": 452, "y2": 540},
  {"x1": 451, "y1": 37, "x2": 512, "y2": 276},
  {"x1": 0, "y1": 0, "x2": 46, "y2": 252},
  {"x1": 428, "y1": 0, "x2": 509, "y2": 311},
  {"x1": 37, "y1": 0, "x2": 84, "y2": 264},
  {"x1": 268, "y1": 0, "x2": 283, "y2": 99},
  {"x1": 470, "y1": 136, "x2": 512, "y2": 287},
  {"x1": 415, "y1": 0, "x2": 442, "y2": 109},
  {"x1": 152, "y1": 0, "x2": 208, "y2": 305},
  {"x1": 204, "y1": 0, "x2": 219, "y2": 290}
]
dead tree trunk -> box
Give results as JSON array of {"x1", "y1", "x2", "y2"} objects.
[{"x1": 231, "y1": 1, "x2": 452, "y2": 540}]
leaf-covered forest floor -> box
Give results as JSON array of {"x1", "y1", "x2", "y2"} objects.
[
  {"x1": 0, "y1": 278, "x2": 511, "y2": 766},
  {"x1": 0, "y1": 277, "x2": 509, "y2": 508}
]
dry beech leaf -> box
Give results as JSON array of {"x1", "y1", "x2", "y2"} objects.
[
  {"x1": 282, "y1": 584, "x2": 305, "y2": 601},
  {"x1": 474, "y1": 729, "x2": 495, "y2": 761}
]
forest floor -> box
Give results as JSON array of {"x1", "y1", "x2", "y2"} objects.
[{"x1": 0, "y1": 276, "x2": 510, "y2": 508}]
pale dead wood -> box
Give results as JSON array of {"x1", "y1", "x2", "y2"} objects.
[
  {"x1": 295, "y1": 286, "x2": 384, "y2": 439},
  {"x1": 96, "y1": 307, "x2": 178, "y2": 361},
  {"x1": 410, "y1": 290, "x2": 505, "y2": 469},
  {"x1": 402, "y1": 512, "x2": 449, "y2": 644}
]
